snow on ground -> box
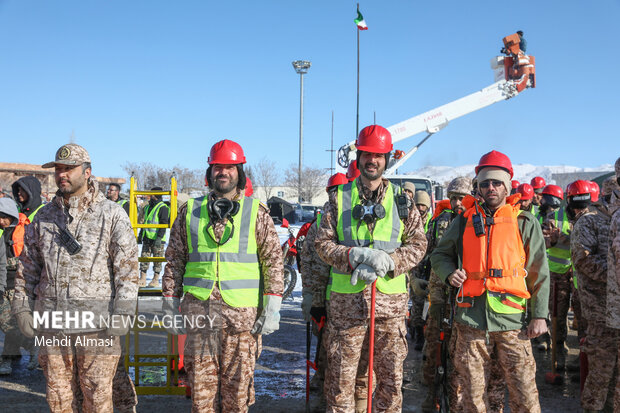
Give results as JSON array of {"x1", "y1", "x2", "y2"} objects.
[{"x1": 404, "y1": 163, "x2": 614, "y2": 185}]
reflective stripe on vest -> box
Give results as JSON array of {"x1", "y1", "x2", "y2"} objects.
[
  {"x1": 423, "y1": 213, "x2": 431, "y2": 234},
  {"x1": 330, "y1": 180, "x2": 406, "y2": 295},
  {"x1": 460, "y1": 203, "x2": 530, "y2": 314},
  {"x1": 144, "y1": 201, "x2": 169, "y2": 241},
  {"x1": 117, "y1": 199, "x2": 128, "y2": 207},
  {"x1": 183, "y1": 196, "x2": 261, "y2": 307},
  {"x1": 547, "y1": 207, "x2": 572, "y2": 274},
  {"x1": 27, "y1": 204, "x2": 44, "y2": 222}
]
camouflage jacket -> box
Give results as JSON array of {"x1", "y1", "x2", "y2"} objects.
[
  {"x1": 571, "y1": 200, "x2": 612, "y2": 329},
  {"x1": 607, "y1": 189, "x2": 620, "y2": 330},
  {"x1": 162, "y1": 191, "x2": 284, "y2": 332},
  {"x1": 315, "y1": 178, "x2": 427, "y2": 321},
  {"x1": 427, "y1": 209, "x2": 457, "y2": 305},
  {"x1": 12, "y1": 180, "x2": 139, "y2": 333},
  {"x1": 299, "y1": 210, "x2": 331, "y2": 307}
]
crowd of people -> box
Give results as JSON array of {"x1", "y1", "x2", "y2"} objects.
[{"x1": 0, "y1": 133, "x2": 618, "y2": 413}]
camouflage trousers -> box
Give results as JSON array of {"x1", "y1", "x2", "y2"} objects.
[
  {"x1": 409, "y1": 293, "x2": 426, "y2": 328},
  {"x1": 452, "y1": 323, "x2": 540, "y2": 413},
  {"x1": 112, "y1": 346, "x2": 138, "y2": 413},
  {"x1": 325, "y1": 316, "x2": 407, "y2": 413},
  {"x1": 549, "y1": 271, "x2": 573, "y2": 344},
  {"x1": 581, "y1": 325, "x2": 619, "y2": 410},
  {"x1": 0, "y1": 289, "x2": 34, "y2": 356},
  {"x1": 39, "y1": 331, "x2": 121, "y2": 413},
  {"x1": 184, "y1": 329, "x2": 261, "y2": 413},
  {"x1": 571, "y1": 283, "x2": 586, "y2": 340},
  {"x1": 139, "y1": 239, "x2": 165, "y2": 274},
  {"x1": 422, "y1": 313, "x2": 505, "y2": 412}
]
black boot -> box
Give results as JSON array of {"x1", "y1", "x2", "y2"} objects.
[{"x1": 414, "y1": 326, "x2": 425, "y2": 351}]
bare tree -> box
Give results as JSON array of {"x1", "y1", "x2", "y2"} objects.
[
  {"x1": 283, "y1": 164, "x2": 328, "y2": 203},
  {"x1": 252, "y1": 157, "x2": 281, "y2": 201},
  {"x1": 121, "y1": 162, "x2": 205, "y2": 193}
]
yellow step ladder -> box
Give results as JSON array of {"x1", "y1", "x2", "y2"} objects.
[{"x1": 125, "y1": 176, "x2": 187, "y2": 395}]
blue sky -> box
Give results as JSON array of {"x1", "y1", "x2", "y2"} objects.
[{"x1": 0, "y1": 0, "x2": 618, "y2": 182}]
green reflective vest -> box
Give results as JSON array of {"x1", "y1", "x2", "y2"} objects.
[
  {"x1": 183, "y1": 196, "x2": 261, "y2": 307},
  {"x1": 27, "y1": 204, "x2": 44, "y2": 222},
  {"x1": 117, "y1": 199, "x2": 128, "y2": 208},
  {"x1": 423, "y1": 212, "x2": 431, "y2": 234},
  {"x1": 547, "y1": 207, "x2": 572, "y2": 274},
  {"x1": 330, "y1": 180, "x2": 406, "y2": 295},
  {"x1": 143, "y1": 201, "x2": 169, "y2": 241}
]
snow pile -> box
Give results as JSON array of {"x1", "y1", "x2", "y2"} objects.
[{"x1": 405, "y1": 163, "x2": 614, "y2": 185}]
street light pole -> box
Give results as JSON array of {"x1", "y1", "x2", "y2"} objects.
[{"x1": 292, "y1": 60, "x2": 311, "y2": 204}]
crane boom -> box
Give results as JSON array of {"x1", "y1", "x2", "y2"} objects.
[{"x1": 338, "y1": 34, "x2": 535, "y2": 173}]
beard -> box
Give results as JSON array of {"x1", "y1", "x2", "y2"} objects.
[
  {"x1": 360, "y1": 159, "x2": 385, "y2": 181},
  {"x1": 482, "y1": 189, "x2": 506, "y2": 209},
  {"x1": 56, "y1": 174, "x2": 87, "y2": 195},
  {"x1": 212, "y1": 173, "x2": 238, "y2": 194}
]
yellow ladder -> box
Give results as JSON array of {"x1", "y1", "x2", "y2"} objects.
[{"x1": 125, "y1": 176, "x2": 186, "y2": 395}]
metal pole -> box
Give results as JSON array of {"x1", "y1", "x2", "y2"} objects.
[
  {"x1": 299, "y1": 72, "x2": 304, "y2": 203},
  {"x1": 330, "y1": 111, "x2": 334, "y2": 174},
  {"x1": 356, "y1": 6, "x2": 360, "y2": 140}
]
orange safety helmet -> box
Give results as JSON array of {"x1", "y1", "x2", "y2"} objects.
[
  {"x1": 346, "y1": 160, "x2": 361, "y2": 181},
  {"x1": 511, "y1": 180, "x2": 520, "y2": 189},
  {"x1": 208, "y1": 139, "x2": 247, "y2": 165},
  {"x1": 587, "y1": 180, "x2": 600, "y2": 202},
  {"x1": 475, "y1": 150, "x2": 514, "y2": 178},
  {"x1": 355, "y1": 125, "x2": 393, "y2": 154},
  {"x1": 530, "y1": 176, "x2": 546, "y2": 191},
  {"x1": 542, "y1": 184, "x2": 564, "y2": 200},
  {"x1": 327, "y1": 173, "x2": 348, "y2": 190},
  {"x1": 245, "y1": 177, "x2": 253, "y2": 197},
  {"x1": 517, "y1": 183, "x2": 534, "y2": 200}
]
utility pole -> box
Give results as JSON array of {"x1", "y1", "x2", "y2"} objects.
[
  {"x1": 292, "y1": 60, "x2": 311, "y2": 203},
  {"x1": 326, "y1": 111, "x2": 336, "y2": 175}
]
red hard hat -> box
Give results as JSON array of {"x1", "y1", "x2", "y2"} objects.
[
  {"x1": 517, "y1": 183, "x2": 534, "y2": 200},
  {"x1": 588, "y1": 181, "x2": 600, "y2": 202},
  {"x1": 530, "y1": 176, "x2": 546, "y2": 190},
  {"x1": 346, "y1": 160, "x2": 361, "y2": 181},
  {"x1": 475, "y1": 150, "x2": 514, "y2": 178},
  {"x1": 542, "y1": 184, "x2": 564, "y2": 200},
  {"x1": 208, "y1": 139, "x2": 246, "y2": 165},
  {"x1": 355, "y1": 125, "x2": 393, "y2": 154},
  {"x1": 511, "y1": 180, "x2": 520, "y2": 189},
  {"x1": 245, "y1": 177, "x2": 253, "y2": 197},
  {"x1": 327, "y1": 173, "x2": 348, "y2": 191},
  {"x1": 566, "y1": 180, "x2": 590, "y2": 198}
]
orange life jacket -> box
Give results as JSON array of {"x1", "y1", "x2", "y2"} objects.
[
  {"x1": 460, "y1": 198, "x2": 530, "y2": 308},
  {"x1": 10, "y1": 213, "x2": 29, "y2": 257}
]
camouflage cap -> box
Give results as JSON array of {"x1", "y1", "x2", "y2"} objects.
[
  {"x1": 602, "y1": 176, "x2": 620, "y2": 196},
  {"x1": 447, "y1": 176, "x2": 473, "y2": 196},
  {"x1": 42, "y1": 144, "x2": 91, "y2": 168}
]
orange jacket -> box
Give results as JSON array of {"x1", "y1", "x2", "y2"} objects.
[
  {"x1": 460, "y1": 196, "x2": 530, "y2": 302},
  {"x1": 10, "y1": 213, "x2": 29, "y2": 257}
]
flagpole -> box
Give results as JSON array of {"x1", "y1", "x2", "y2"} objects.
[{"x1": 356, "y1": 3, "x2": 360, "y2": 139}]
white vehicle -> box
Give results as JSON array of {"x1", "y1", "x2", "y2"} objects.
[{"x1": 338, "y1": 33, "x2": 536, "y2": 208}]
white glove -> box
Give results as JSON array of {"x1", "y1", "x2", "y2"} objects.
[
  {"x1": 162, "y1": 297, "x2": 186, "y2": 335},
  {"x1": 251, "y1": 295, "x2": 282, "y2": 335},
  {"x1": 106, "y1": 314, "x2": 133, "y2": 336},
  {"x1": 350, "y1": 263, "x2": 381, "y2": 286},
  {"x1": 301, "y1": 290, "x2": 313, "y2": 323},
  {"x1": 349, "y1": 247, "x2": 395, "y2": 277}
]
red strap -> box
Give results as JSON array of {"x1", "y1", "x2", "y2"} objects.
[{"x1": 501, "y1": 299, "x2": 525, "y2": 311}]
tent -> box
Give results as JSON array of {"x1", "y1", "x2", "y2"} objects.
[{"x1": 267, "y1": 196, "x2": 296, "y2": 225}]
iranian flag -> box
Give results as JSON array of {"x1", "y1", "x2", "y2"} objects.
[{"x1": 354, "y1": 10, "x2": 368, "y2": 30}]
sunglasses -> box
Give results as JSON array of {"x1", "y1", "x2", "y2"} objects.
[{"x1": 479, "y1": 180, "x2": 504, "y2": 189}]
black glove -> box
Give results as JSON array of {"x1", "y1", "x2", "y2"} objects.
[{"x1": 310, "y1": 307, "x2": 327, "y2": 325}]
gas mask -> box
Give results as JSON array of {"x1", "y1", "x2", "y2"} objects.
[
  {"x1": 568, "y1": 194, "x2": 591, "y2": 210},
  {"x1": 206, "y1": 198, "x2": 240, "y2": 245},
  {"x1": 352, "y1": 202, "x2": 386, "y2": 224}
]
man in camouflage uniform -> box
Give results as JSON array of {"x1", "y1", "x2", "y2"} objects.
[
  {"x1": 138, "y1": 187, "x2": 170, "y2": 288},
  {"x1": 12, "y1": 143, "x2": 139, "y2": 413},
  {"x1": 432, "y1": 151, "x2": 549, "y2": 413},
  {"x1": 408, "y1": 187, "x2": 432, "y2": 351},
  {"x1": 420, "y1": 176, "x2": 489, "y2": 412},
  {"x1": 316, "y1": 125, "x2": 427, "y2": 413},
  {"x1": 162, "y1": 139, "x2": 284, "y2": 412},
  {"x1": 572, "y1": 175, "x2": 620, "y2": 412},
  {"x1": 607, "y1": 157, "x2": 620, "y2": 413},
  {"x1": 542, "y1": 183, "x2": 590, "y2": 368}
]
